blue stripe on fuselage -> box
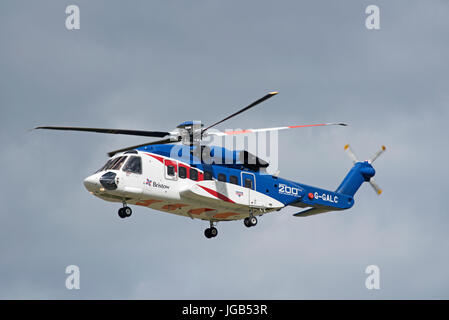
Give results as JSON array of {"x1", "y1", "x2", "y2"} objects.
[{"x1": 136, "y1": 144, "x2": 353, "y2": 210}]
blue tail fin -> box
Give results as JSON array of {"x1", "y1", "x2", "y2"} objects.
[{"x1": 336, "y1": 162, "x2": 375, "y2": 196}]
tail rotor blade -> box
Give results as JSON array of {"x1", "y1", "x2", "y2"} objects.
[
  {"x1": 369, "y1": 145, "x2": 386, "y2": 163},
  {"x1": 369, "y1": 178, "x2": 382, "y2": 195},
  {"x1": 344, "y1": 144, "x2": 358, "y2": 163}
]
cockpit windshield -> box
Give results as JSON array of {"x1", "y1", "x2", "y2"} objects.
[
  {"x1": 123, "y1": 156, "x2": 142, "y2": 174},
  {"x1": 95, "y1": 156, "x2": 128, "y2": 173}
]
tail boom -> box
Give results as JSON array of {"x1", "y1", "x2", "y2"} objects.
[
  {"x1": 336, "y1": 161, "x2": 375, "y2": 196},
  {"x1": 291, "y1": 145, "x2": 384, "y2": 218}
]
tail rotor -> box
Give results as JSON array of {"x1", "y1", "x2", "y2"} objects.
[{"x1": 343, "y1": 144, "x2": 386, "y2": 196}]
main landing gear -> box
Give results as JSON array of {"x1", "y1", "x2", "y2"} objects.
[
  {"x1": 244, "y1": 210, "x2": 258, "y2": 228},
  {"x1": 118, "y1": 202, "x2": 132, "y2": 219},
  {"x1": 204, "y1": 221, "x2": 218, "y2": 239}
]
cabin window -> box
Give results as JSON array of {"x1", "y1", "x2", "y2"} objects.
[
  {"x1": 189, "y1": 168, "x2": 198, "y2": 181},
  {"x1": 179, "y1": 166, "x2": 187, "y2": 179},
  {"x1": 218, "y1": 173, "x2": 226, "y2": 182},
  {"x1": 123, "y1": 156, "x2": 142, "y2": 174},
  {"x1": 204, "y1": 171, "x2": 213, "y2": 180},
  {"x1": 244, "y1": 178, "x2": 253, "y2": 189},
  {"x1": 230, "y1": 175, "x2": 238, "y2": 185},
  {"x1": 167, "y1": 165, "x2": 175, "y2": 176}
]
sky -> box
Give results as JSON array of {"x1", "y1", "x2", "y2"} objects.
[{"x1": 1, "y1": 0, "x2": 448, "y2": 299}]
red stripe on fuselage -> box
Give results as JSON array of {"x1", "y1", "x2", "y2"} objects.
[
  {"x1": 144, "y1": 152, "x2": 164, "y2": 163},
  {"x1": 143, "y1": 152, "x2": 204, "y2": 181},
  {"x1": 197, "y1": 185, "x2": 235, "y2": 203}
]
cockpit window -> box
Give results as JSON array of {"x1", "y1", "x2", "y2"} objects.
[
  {"x1": 109, "y1": 156, "x2": 127, "y2": 170},
  {"x1": 95, "y1": 160, "x2": 112, "y2": 173},
  {"x1": 123, "y1": 156, "x2": 142, "y2": 174},
  {"x1": 95, "y1": 156, "x2": 127, "y2": 173}
]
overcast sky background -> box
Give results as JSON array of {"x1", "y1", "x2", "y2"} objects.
[{"x1": 1, "y1": 0, "x2": 448, "y2": 299}]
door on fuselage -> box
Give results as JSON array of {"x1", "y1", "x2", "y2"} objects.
[{"x1": 241, "y1": 172, "x2": 255, "y2": 206}]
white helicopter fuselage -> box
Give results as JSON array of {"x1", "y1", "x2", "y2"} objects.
[{"x1": 83, "y1": 150, "x2": 284, "y2": 222}]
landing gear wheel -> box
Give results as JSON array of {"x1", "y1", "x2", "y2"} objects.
[
  {"x1": 123, "y1": 206, "x2": 132, "y2": 217},
  {"x1": 249, "y1": 216, "x2": 257, "y2": 227},
  {"x1": 244, "y1": 216, "x2": 257, "y2": 227},
  {"x1": 204, "y1": 227, "x2": 218, "y2": 238},
  {"x1": 210, "y1": 227, "x2": 218, "y2": 237},
  {"x1": 118, "y1": 208, "x2": 127, "y2": 219},
  {"x1": 118, "y1": 206, "x2": 132, "y2": 218}
]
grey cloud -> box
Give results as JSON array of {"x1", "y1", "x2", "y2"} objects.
[{"x1": 1, "y1": 0, "x2": 448, "y2": 299}]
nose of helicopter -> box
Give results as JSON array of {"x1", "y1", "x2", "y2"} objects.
[{"x1": 83, "y1": 174, "x2": 100, "y2": 192}]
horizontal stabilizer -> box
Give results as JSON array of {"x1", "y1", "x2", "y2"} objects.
[{"x1": 293, "y1": 207, "x2": 333, "y2": 217}]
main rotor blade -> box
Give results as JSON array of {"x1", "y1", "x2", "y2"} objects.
[
  {"x1": 206, "y1": 122, "x2": 347, "y2": 136},
  {"x1": 202, "y1": 91, "x2": 279, "y2": 133},
  {"x1": 107, "y1": 137, "x2": 179, "y2": 157},
  {"x1": 34, "y1": 126, "x2": 170, "y2": 138}
]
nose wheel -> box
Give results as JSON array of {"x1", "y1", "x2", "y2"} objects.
[
  {"x1": 204, "y1": 227, "x2": 218, "y2": 238},
  {"x1": 118, "y1": 206, "x2": 132, "y2": 219},
  {"x1": 204, "y1": 221, "x2": 218, "y2": 238}
]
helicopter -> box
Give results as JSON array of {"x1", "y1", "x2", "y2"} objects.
[{"x1": 35, "y1": 92, "x2": 385, "y2": 238}]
